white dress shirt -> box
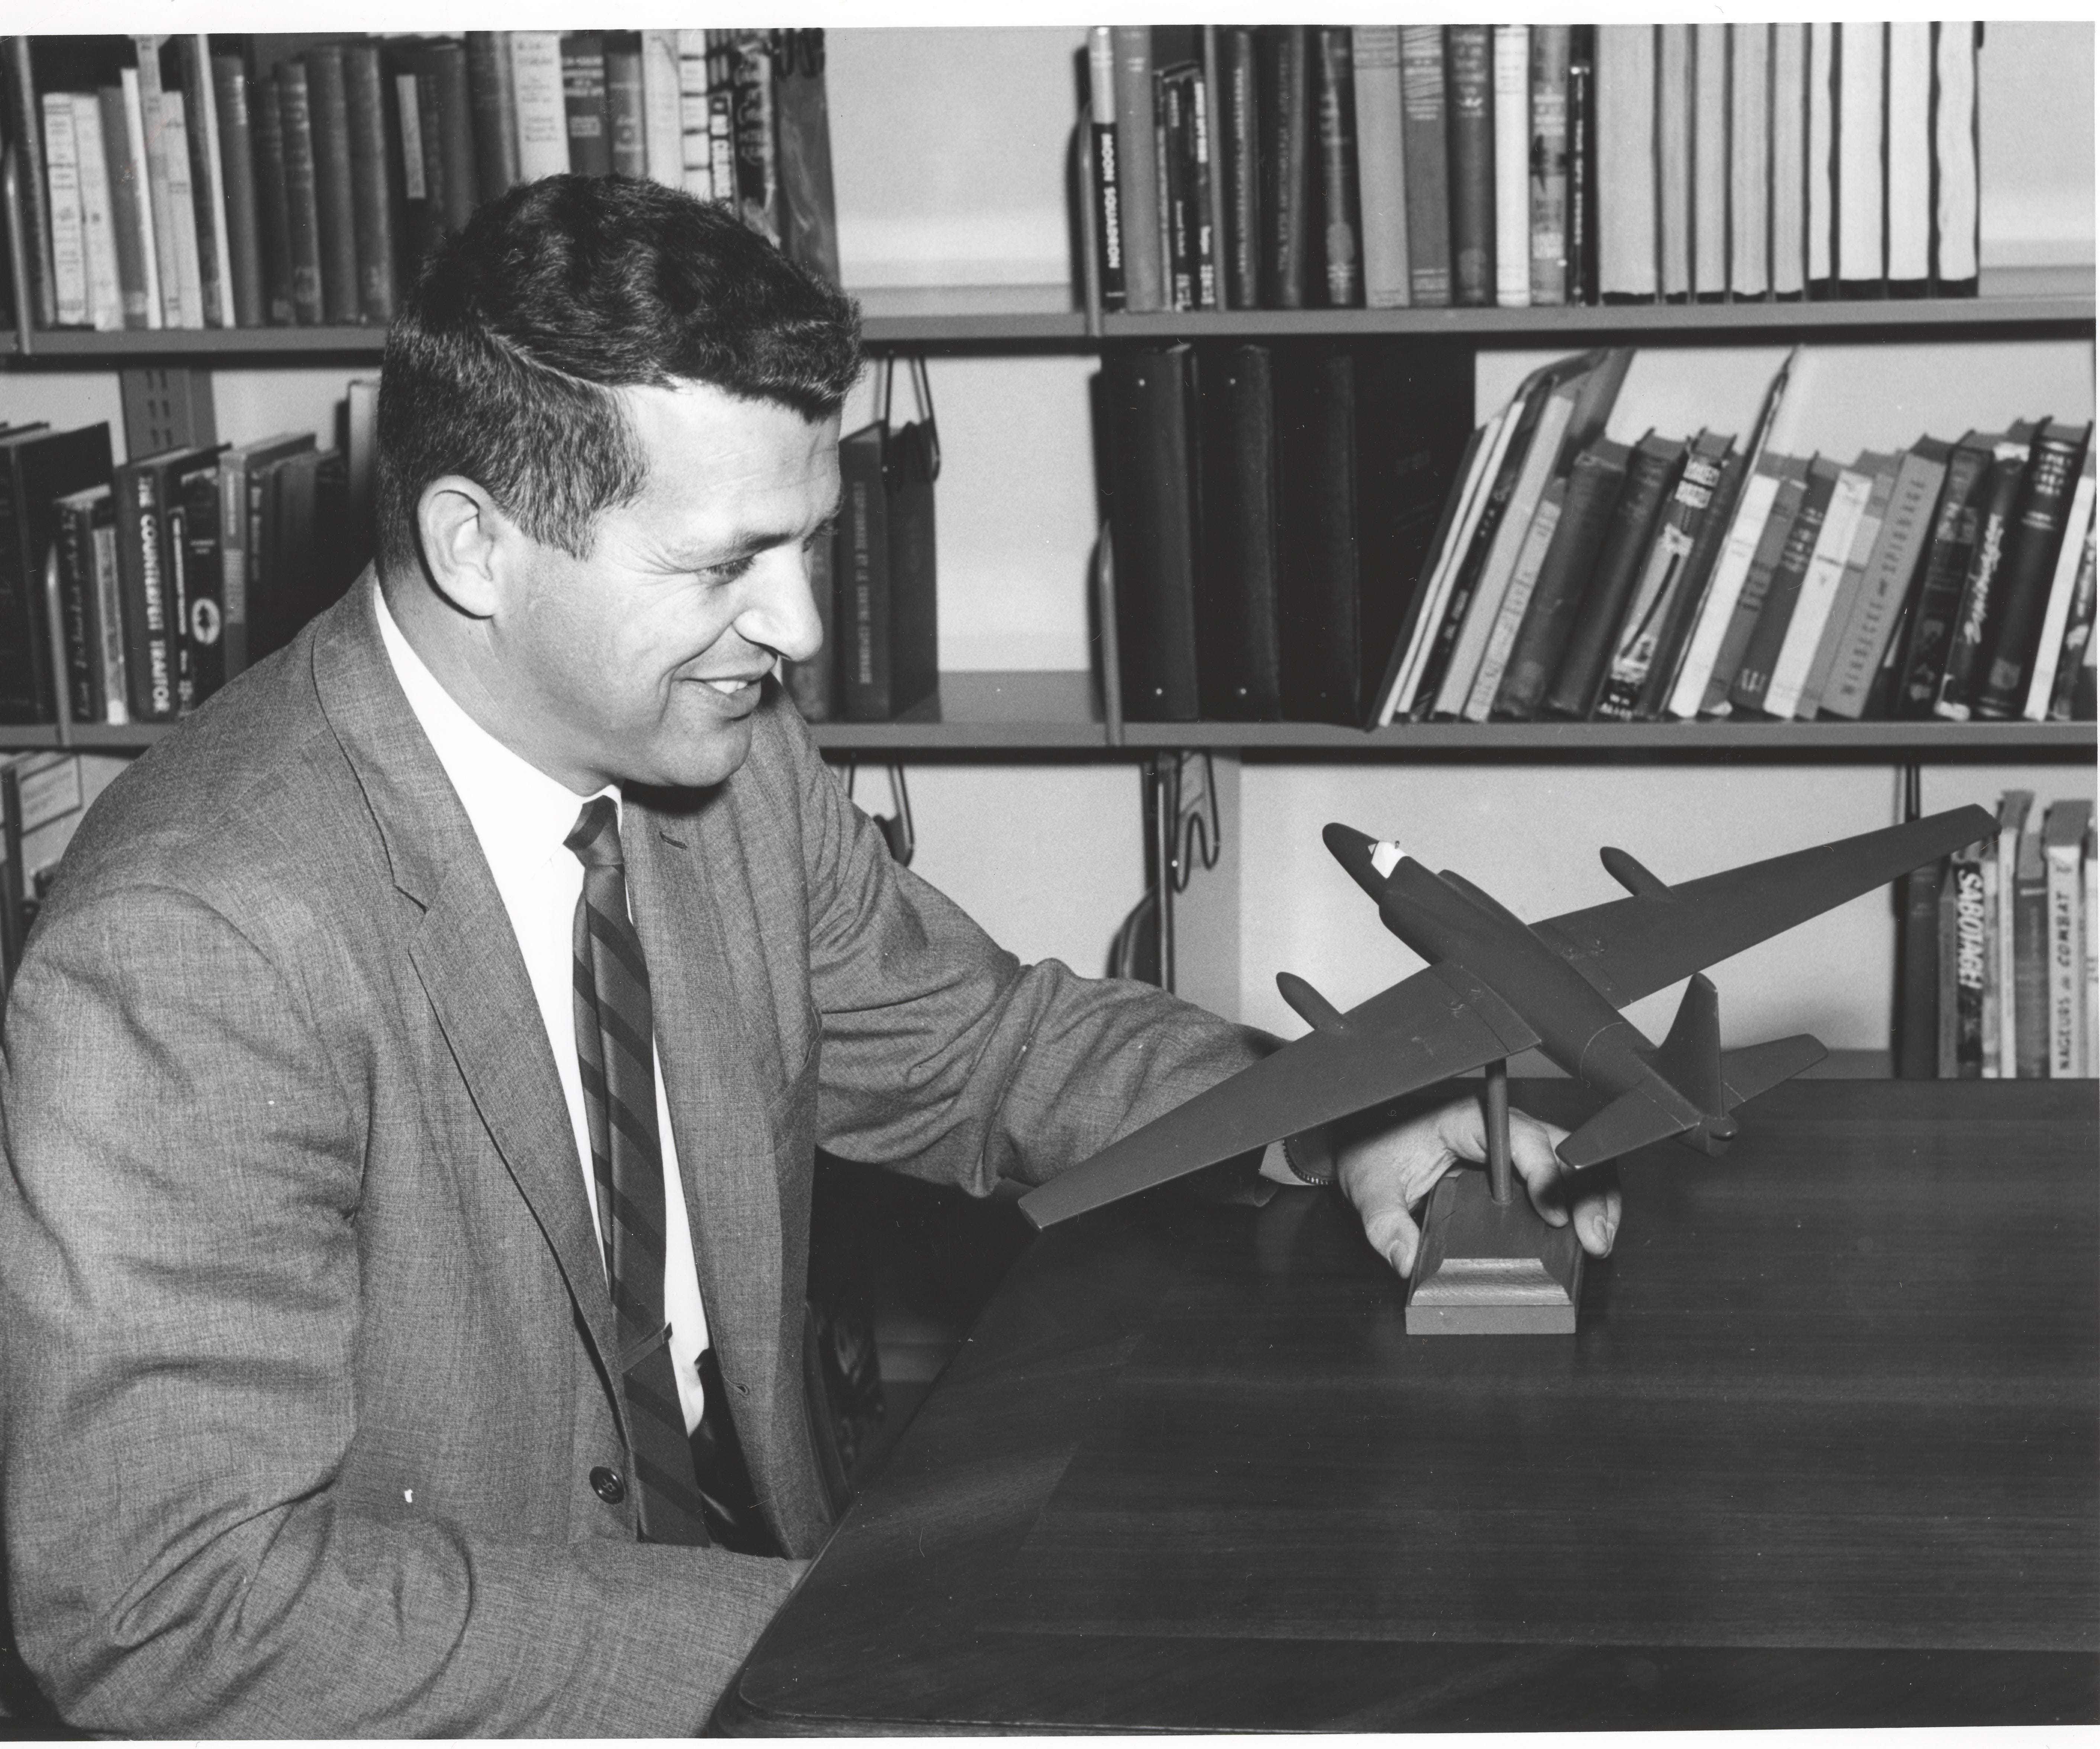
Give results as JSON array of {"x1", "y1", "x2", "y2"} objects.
[{"x1": 376, "y1": 589, "x2": 712, "y2": 1434}]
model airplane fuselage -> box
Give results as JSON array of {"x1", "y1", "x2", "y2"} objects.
[
  {"x1": 1019, "y1": 804, "x2": 1998, "y2": 1229},
  {"x1": 1317, "y1": 827, "x2": 1768, "y2": 1168}
]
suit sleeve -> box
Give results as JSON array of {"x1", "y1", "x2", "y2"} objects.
[
  {"x1": 782, "y1": 716, "x2": 1275, "y2": 1200},
  {"x1": 0, "y1": 884, "x2": 796, "y2": 1737}
]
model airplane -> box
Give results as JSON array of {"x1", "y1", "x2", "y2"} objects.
[{"x1": 1020, "y1": 804, "x2": 1997, "y2": 1230}]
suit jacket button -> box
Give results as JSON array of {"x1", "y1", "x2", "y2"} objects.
[{"x1": 590, "y1": 1465, "x2": 625, "y2": 1505}]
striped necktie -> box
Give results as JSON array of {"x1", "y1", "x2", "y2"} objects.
[{"x1": 566, "y1": 795, "x2": 712, "y2": 1547}]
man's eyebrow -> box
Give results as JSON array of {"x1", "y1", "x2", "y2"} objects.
[{"x1": 667, "y1": 497, "x2": 844, "y2": 567}]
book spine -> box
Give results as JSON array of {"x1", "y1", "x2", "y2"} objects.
[
  {"x1": 1702, "y1": 467, "x2": 1808, "y2": 713},
  {"x1": 431, "y1": 44, "x2": 477, "y2": 235},
  {"x1": 96, "y1": 89, "x2": 149, "y2": 328},
  {"x1": 1948, "y1": 846, "x2": 1987, "y2": 1076},
  {"x1": 1595, "y1": 25, "x2": 1657, "y2": 300},
  {"x1": 1549, "y1": 438, "x2": 1684, "y2": 717},
  {"x1": 1819, "y1": 448, "x2": 1946, "y2": 718},
  {"x1": 0, "y1": 454, "x2": 49, "y2": 721},
  {"x1": 466, "y1": 32, "x2": 522, "y2": 201},
  {"x1": 218, "y1": 455, "x2": 248, "y2": 680},
  {"x1": 1655, "y1": 25, "x2": 1691, "y2": 301},
  {"x1": 509, "y1": 33, "x2": 569, "y2": 181},
  {"x1": 1491, "y1": 25, "x2": 1530, "y2": 308},
  {"x1": 1929, "y1": 22, "x2": 1979, "y2": 294},
  {"x1": 1896, "y1": 859, "x2": 1944, "y2": 1079},
  {"x1": 305, "y1": 50, "x2": 360, "y2": 325},
  {"x1": 1103, "y1": 349, "x2": 1201, "y2": 722},
  {"x1": 1276, "y1": 348, "x2": 1362, "y2": 723},
  {"x1": 274, "y1": 61, "x2": 323, "y2": 325},
  {"x1": 343, "y1": 46, "x2": 398, "y2": 325},
  {"x1": 1528, "y1": 25, "x2": 1569, "y2": 306},
  {"x1": 1979, "y1": 427, "x2": 2090, "y2": 718},
  {"x1": 41, "y1": 95, "x2": 88, "y2": 326},
  {"x1": 1639, "y1": 449, "x2": 1747, "y2": 718},
  {"x1": 1795, "y1": 462, "x2": 1895, "y2": 717},
  {"x1": 1397, "y1": 25, "x2": 1450, "y2": 306},
  {"x1": 178, "y1": 460, "x2": 222, "y2": 705},
  {"x1": 1933, "y1": 438, "x2": 2033, "y2": 720},
  {"x1": 729, "y1": 35, "x2": 779, "y2": 247},
  {"x1": 1979, "y1": 845, "x2": 2002, "y2": 1076},
  {"x1": 2048, "y1": 518, "x2": 2096, "y2": 720},
  {"x1": 178, "y1": 36, "x2": 231, "y2": 326},
  {"x1": 210, "y1": 57, "x2": 264, "y2": 326},
  {"x1": 1690, "y1": 24, "x2": 1729, "y2": 298},
  {"x1": 1195, "y1": 345, "x2": 1283, "y2": 720},
  {"x1": 1729, "y1": 23, "x2": 1771, "y2": 298},
  {"x1": 251, "y1": 67, "x2": 294, "y2": 324},
  {"x1": 1217, "y1": 27, "x2": 1260, "y2": 310},
  {"x1": 163, "y1": 465, "x2": 194, "y2": 711},
  {"x1": 54, "y1": 497, "x2": 100, "y2": 723},
  {"x1": 838, "y1": 432, "x2": 892, "y2": 720},
  {"x1": 1765, "y1": 465, "x2": 1875, "y2": 718},
  {"x1": 155, "y1": 90, "x2": 207, "y2": 330},
  {"x1": 561, "y1": 32, "x2": 612, "y2": 179},
  {"x1": 119, "y1": 68, "x2": 165, "y2": 328},
  {"x1": 1260, "y1": 27, "x2": 1311, "y2": 310},
  {"x1": 396, "y1": 60, "x2": 446, "y2": 268},
  {"x1": 1352, "y1": 26, "x2": 1407, "y2": 310},
  {"x1": 132, "y1": 54, "x2": 182, "y2": 326},
  {"x1": 1835, "y1": 21, "x2": 1886, "y2": 295},
  {"x1": 1894, "y1": 441, "x2": 1992, "y2": 715},
  {"x1": 1495, "y1": 441, "x2": 1627, "y2": 718},
  {"x1": 1465, "y1": 481, "x2": 1565, "y2": 720},
  {"x1": 1807, "y1": 23, "x2": 1836, "y2": 294},
  {"x1": 90, "y1": 502, "x2": 126, "y2": 721},
  {"x1": 639, "y1": 30, "x2": 683, "y2": 191},
  {"x1": 2014, "y1": 834, "x2": 2048, "y2": 1078},
  {"x1": 1567, "y1": 25, "x2": 1597, "y2": 305},
  {"x1": 1158, "y1": 67, "x2": 1196, "y2": 313},
  {"x1": 605, "y1": 35, "x2": 647, "y2": 181},
  {"x1": 1111, "y1": 25, "x2": 1163, "y2": 314},
  {"x1": 2046, "y1": 831, "x2": 2085, "y2": 1076},
  {"x1": 1312, "y1": 28, "x2": 1361, "y2": 308},
  {"x1": 1086, "y1": 30, "x2": 1125, "y2": 312},
  {"x1": 1445, "y1": 25, "x2": 1495, "y2": 308},
  {"x1": 1884, "y1": 23, "x2": 1931, "y2": 296},
  {"x1": 2023, "y1": 463, "x2": 2096, "y2": 717},
  {"x1": 114, "y1": 463, "x2": 175, "y2": 722},
  {"x1": 4, "y1": 37, "x2": 57, "y2": 327},
  {"x1": 1186, "y1": 59, "x2": 1216, "y2": 310},
  {"x1": 1769, "y1": 24, "x2": 1808, "y2": 298},
  {"x1": 1599, "y1": 442, "x2": 1729, "y2": 719}
]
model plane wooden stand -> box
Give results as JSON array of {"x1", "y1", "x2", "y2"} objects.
[{"x1": 1406, "y1": 1059, "x2": 1580, "y2": 1336}]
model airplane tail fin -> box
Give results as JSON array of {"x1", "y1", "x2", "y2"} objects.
[
  {"x1": 1653, "y1": 973, "x2": 1724, "y2": 1112},
  {"x1": 1719, "y1": 1034, "x2": 1827, "y2": 1109}
]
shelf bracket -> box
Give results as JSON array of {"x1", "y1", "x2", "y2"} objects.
[{"x1": 120, "y1": 366, "x2": 218, "y2": 457}]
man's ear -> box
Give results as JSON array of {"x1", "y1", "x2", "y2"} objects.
[{"x1": 416, "y1": 476, "x2": 509, "y2": 618}]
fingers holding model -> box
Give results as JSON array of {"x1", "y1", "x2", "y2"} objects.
[{"x1": 1333, "y1": 1096, "x2": 1621, "y2": 1279}]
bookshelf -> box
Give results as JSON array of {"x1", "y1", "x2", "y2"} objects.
[{"x1": 1, "y1": 25, "x2": 2093, "y2": 1048}]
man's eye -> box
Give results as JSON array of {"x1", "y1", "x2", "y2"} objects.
[{"x1": 698, "y1": 555, "x2": 755, "y2": 583}]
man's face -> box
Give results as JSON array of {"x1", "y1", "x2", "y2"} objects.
[{"x1": 490, "y1": 380, "x2": 840, "y2": 793}]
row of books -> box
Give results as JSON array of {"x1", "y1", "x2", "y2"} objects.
[
  {"x1": 1898, "y1": 791, "x2": 2097, "y2": 1080},
  {"x1": 0, "y1": 409, "x2": 373, "y2": 727},
  {"x1": 1083, "y1": 23, "x2": 1982, "y2": 317},
  {"x1": 1099, "y1": 339, "x2": 2097, "y2": 729},
  {"x1": 2, "y1": 29, "x2": 837, "y2": 334},
  {"x1": 1380, "y1": 351, "x2": 2096, "y2": 728},
  {"x1": 0, "y1": 748, "x2": 122, "y2": 994}
]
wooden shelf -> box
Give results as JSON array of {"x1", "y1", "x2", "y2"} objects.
[
  {"x1": 13, "y1": 697, "x2": 2091, "y2": 760},
  {"x1": 812, "y1": 670, "x2": 1107, "y2": 750},
  {"x1": 1123, "y1": 717, "x2": 2097, "y2": 755},
  {"x1": 1105, "y1": 274, "x2": 2094, "y2": 346},
  {"x1": 0, "y1": 724, "x2": 63, "y2": 749},
  {"x1": 10, "y1": 271, "x2": 2087, "y2": 362}
]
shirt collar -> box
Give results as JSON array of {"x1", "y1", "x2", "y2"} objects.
[{"x1": 373, "y1": 583, "x2": 614, "y2": 873}]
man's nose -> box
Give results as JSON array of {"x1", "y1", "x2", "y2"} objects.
[{"x1": 738, "y1": 547, "x2": 825, "y2": 665}]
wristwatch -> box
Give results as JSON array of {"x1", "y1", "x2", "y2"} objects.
[{"x1": 1281, "y1": 1129, "x2": 1337, "y2": 1187}]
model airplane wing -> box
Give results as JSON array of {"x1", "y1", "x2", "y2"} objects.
[
  {"x1": 1018, "y1": 963, "x2": 1539, "y2": 1229},
  {"x1": 1531, "y1": 805, "x2": 1997, "y2": 1009}
]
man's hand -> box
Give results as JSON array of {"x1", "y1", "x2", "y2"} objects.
[{"x1": 1334, "y1": 1095, "x2": 1621, "y2": 1279}]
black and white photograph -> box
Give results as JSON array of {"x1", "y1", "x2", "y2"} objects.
[{"x1": 0, "y1": 12, "x2": 2091, "y2": 1737}]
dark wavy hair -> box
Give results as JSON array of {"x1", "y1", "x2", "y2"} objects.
[{"x1": 375, "y1": 174, "x2": 862, "y2": 575}]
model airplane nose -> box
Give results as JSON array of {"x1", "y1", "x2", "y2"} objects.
[{"x1": 1323, "y1": 823, "x2": 1389, "y2": 899}]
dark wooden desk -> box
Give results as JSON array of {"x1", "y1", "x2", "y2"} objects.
[{"x1": 720, "y1": 1080, "x2": 2099, "y2": 1732}]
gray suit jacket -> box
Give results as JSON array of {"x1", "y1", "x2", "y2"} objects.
[{"x1": 0, "y1": 579, "x2": 1262, "y2": 1735}]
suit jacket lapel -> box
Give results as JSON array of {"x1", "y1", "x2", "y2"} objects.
[{"x1": 310, "y1": 578, "x2": 618, "y2": 1372}]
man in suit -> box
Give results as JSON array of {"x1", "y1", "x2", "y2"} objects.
[{"x1": 0, "y1": 177, "x2": 1615, "y2": 1734}]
